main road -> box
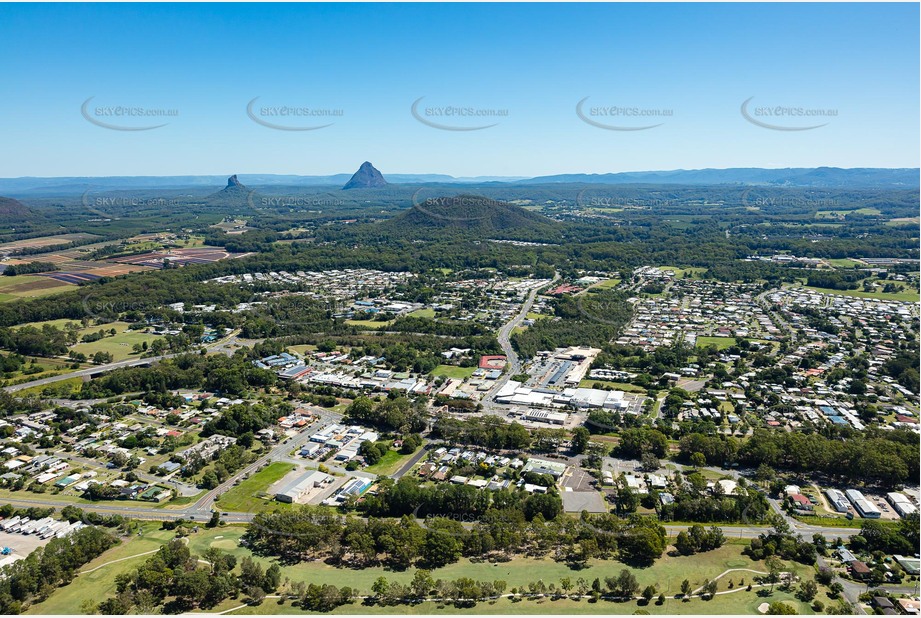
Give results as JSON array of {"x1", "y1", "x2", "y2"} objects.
[
  {"x1": 482, "y1": 272, "x2": 560, "y2": 408},
  {"x1": 2, "y1": 331, "x2": 245, "y2": 393}
]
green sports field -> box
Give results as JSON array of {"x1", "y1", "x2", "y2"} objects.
[{"x1": 430, "y1": 364, "x2": 476, "y2": 380}]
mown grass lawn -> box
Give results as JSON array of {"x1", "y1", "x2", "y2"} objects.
[
  {"x1": 407, "y1": 308, "x2": 436, "y2": 319},
  {"x1": 187, "y1": 533, "x2": 797, "y2": 599},
  {"x1": 31, "y1": 525, "x2": 821, "y2": 615},
  {"x1": 578, "y1": 379, "x2": 646, "y2": 394},
  {"x1": 221, "y1": 588, "x2": 817, "y2": 615},
  {"x1": 215, "y1": 462, "x2": 295, "y2": 512},
  {"x1": 591, "y1": 278, "x2": 622, "y2": 290},
  {"x1": 26, "y1": 523, "x2": 177, "y2": 614},
  {"x1": 430, "y1": 364, "x2": 476, "y2": 380},
  {"x1": 695, "y1": 336, "x2": 737, "y2": 350},
  {"x1": 364, "y1": 449, "x2": 414, "y2": 477}
]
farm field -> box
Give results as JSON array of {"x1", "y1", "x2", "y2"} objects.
[
  {"x1": 816, "y1": 207, "x2": 882, "y2": 218},
  {"x1": 0, "y1": 233, "x2": 99, "y2": 253},
  {"x1": 0, "y1": 274, "x2": 71, "y2": 300}
]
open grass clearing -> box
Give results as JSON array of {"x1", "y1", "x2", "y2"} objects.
[
  {"x1": 31, "y1": 525, "x2": 820, "y2": 615},
  {"x1": 578, "y1": 379, "x2": 646, "y2": 394},
  {"x1": 816, "y1": 207, "x2": 881, "y2": 218},
  {"x1": 591, "y1": 278, "x2": 622, "y2": 290},
  {"x1": 215, "y1": 462, "x2": 295, "y2": 512},
  {"x1": 802, "y1": 285, "x2": 919, "y2": 303},
  {"x1": 364, "y1": 447, "x2": 418, "y2": 477},
  {"x1": 657, "y1": 265, "x2": 707, "y2": 278},
  {"x1": 695, "y1": 336, "x2": 737, "y2": 350},
  {"x1": 407, "y1": 308, "x2": 435, "y2": 319},
  {"x1": 345, "y1": 319, "x2": 393, "y2": 330},
  {"x1": 25, "y1": 524, "x2": 179, "y2": 615},
  {"x1": 10, "y1": 376, "x2": 84, "y2": 397},
  {"x1": 430, "y1": 364, "x2": 476, "y2": 380},
  {"x1": 70, "y1": 330, "x2": 163, "y2": 362}
]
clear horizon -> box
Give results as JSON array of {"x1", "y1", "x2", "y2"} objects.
[
  {"x1": 2, "y1": 164, "x2": 919, "y2": 183},
  {"x1": 1, "y1": 2, "x2": 918, "y2": 177}
]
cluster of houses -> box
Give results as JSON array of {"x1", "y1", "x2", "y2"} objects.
[
  {"x1": 2, "y1": 452, "x2": 71, "y2": 485},
  {"x1": 176, "y1": 434, "x2": 237, "y2": 462},
  {"x1": 619, "y1": 278, "x2": 778, "y2": 350},
  {"x1": 836, "y1": 546, "x2": 921, "y2": 610},
  {"x1": 433, "y1": 276, "x2": 551, "y2": 325},
  {"x1": 416, "y1": 449, "x2": 568, "y2": 495},
  {"x1": 208, "y1": 268, "x2": 415, "y2": 297},
  {"x1": 0, "y1": 444, "x2": 173, "y2": 502}
]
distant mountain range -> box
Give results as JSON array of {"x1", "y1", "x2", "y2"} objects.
[
  {"x1": 516, "y1": 167, "x2": 920, "y2": 188},
  {"x1": 0, "y1": 167, "x2": 916, "y2": 196}
]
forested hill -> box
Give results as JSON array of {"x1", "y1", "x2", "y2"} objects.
[
  {"x1": 368, "y1": 194, "x2": 563, "y2": 241},
  {"x1": 0, "y1": 196, "x2": 44, "y2": 225}
]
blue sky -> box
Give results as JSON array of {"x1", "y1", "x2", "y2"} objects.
[{"x1": 1, "y1": 3, "x2": 918, "y2": 177}]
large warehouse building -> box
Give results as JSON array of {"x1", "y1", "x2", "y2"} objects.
[{"x1": 275, "y1": 470, "x2": 332, "y2": 504}]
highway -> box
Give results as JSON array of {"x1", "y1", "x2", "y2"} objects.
[{"x1": 2, "y1": 331, "x2": 245, "y2": 394}]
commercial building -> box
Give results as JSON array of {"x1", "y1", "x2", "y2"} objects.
[
  {"x1": 824, "y1": 488, "x2": 850, "y2": 513},
  {"x1": 522, "y1": 410, "x2": 568, "y2": 425},
  {"x1": 846, "y1": 489, "x2": 881, "y2": 519},
  {"x1": 885, "y1": 492, "x2": 917, "y2": 517},
  {"x1": 275, "y1": 470, "x2": 332, "y2": 504}
]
